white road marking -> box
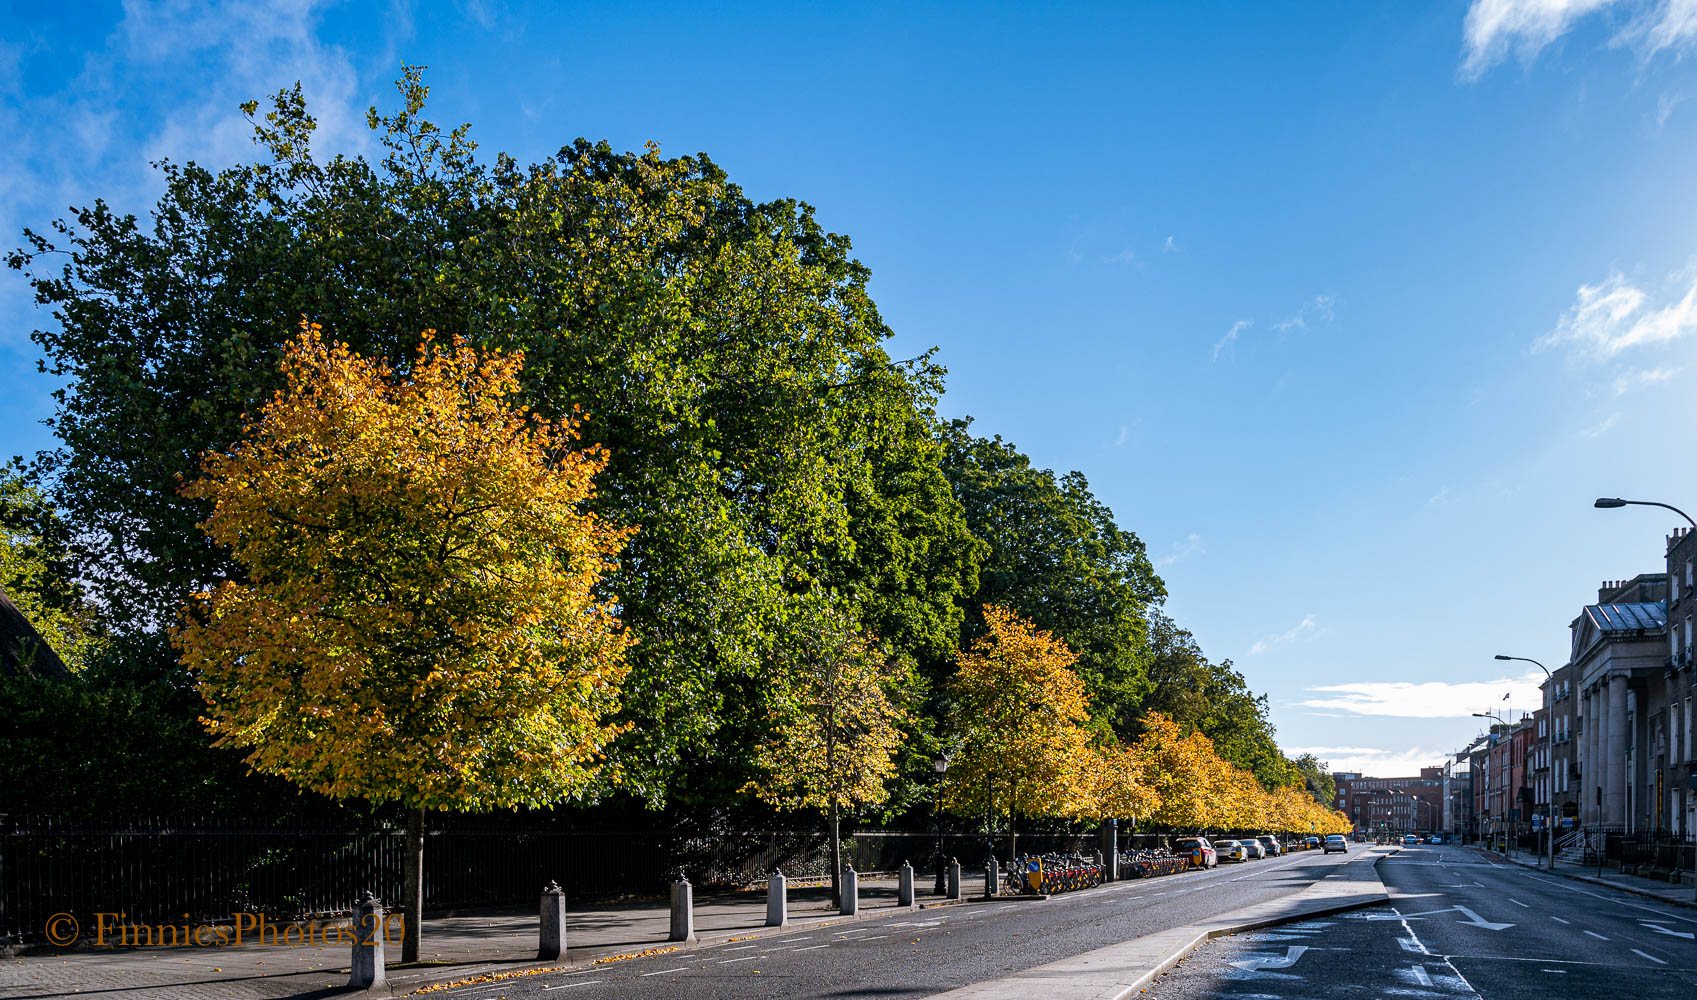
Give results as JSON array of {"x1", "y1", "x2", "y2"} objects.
[
  {"x1": 721, "y1": 945, "x2": 757, "y2": 951},
  {"x1": 717, "y1": 956, "x2": 757, "y2": 965},
  {"x1": 1453, "y1": 906, "x2": 1514, "y2": 931},
  {"x1": 1409, "y1": 964, "x2": 1432, "y2": 987},
  {"x1": 640, "y1": 967, "x2": 689, "y2": 977},
  {"x1": 1519, "y1": 873, "x2": 1697, "y2": 924},
  {"x1": 1641, "y1": 922, "x2": 1696, "y2": 940},
  {"x1": 855, "y1": 935, "x2": 888, "y2": 941},
  {"x1": 541, "y1": 982, "x2": 602, "y2": 990},
  {"x1": 1227, "y1": 945, "x2": 1309, "y2": 972},
  {"x1": 1631, "y1": 949, "x2": 1667, "y2": 965},
  {"x1": 1550, "y1": 916, "x2": 1570, "y2": 924},
  {"x1": 1583, "y1": 930, "x2": 1608, "y2": 940},
  {"x1": 1508, "y1": 898, "x2": 1528, "y2": 908},
  {"x1": 794, "y1": 944, "x2": 829, "y2": 951}
]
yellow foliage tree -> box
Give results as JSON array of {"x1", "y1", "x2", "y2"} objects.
[
  {"x1": 741, "y1": 600, "x2": 906, "y2": 904},
  {"x1": 175, "y1": 323, "x2": 633, "y2": 960},
  {"x1": 1083, "y1": 741, "x2": 1161, "y2": 825},
  {"x1": 940, "y1": 606, "x2": 1094, "y2": 860}
]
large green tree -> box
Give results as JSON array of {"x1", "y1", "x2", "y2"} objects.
[
  {"x1": 937, "y1": 419, "x2": 1163, "y2": 738},
  {"x1": 9, "y1": 69, "x2": 979, "y2": 805}
]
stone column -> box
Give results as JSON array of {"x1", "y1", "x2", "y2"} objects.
[
  {"x1": 839, "y1": 865, "x2": 859, "y2": 915},
  {"x1": 765, "y1": 869, "x2": 787, "y2": 927},
  {"x1": 537, "y1": 881, "x2": 567, "y2": 961},
  {"x1": 347, "y1": 892, "x2": 386, "y2": 990},
  {"x1": 897, "y1": 861, "x2": 915, "y2": 908},
  {"x1": 1587, "y1": 687, "x2": 1601, "y2": 828},
  {"x1": 1605, "y1": 674, "x2": 1628, "y2": 828},
  {"x1": 669, "y1": 878, "x2": 695, "y2": 942}
]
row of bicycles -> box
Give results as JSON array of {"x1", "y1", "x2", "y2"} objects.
[
  {"x1": 1117, "y1": 847, "x2": 1189, "y2": 878},
  {"x1": 1002, "y1": 852, "x2": 1104, "y2": 895}
]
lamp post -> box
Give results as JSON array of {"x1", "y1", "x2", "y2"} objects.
[
  {"x1": 1495, "y1": 655, "x2": 1556, "y2": 869},
  {"x1": 1593, "y1": 497, "x2": 1697, "y2": 528},
  {"x1": 931, "y1": 751, "x2": 952, "y2": 896},
  {"x1": 1474, "y1": 711, "x2": 1511, "y2": 856}
]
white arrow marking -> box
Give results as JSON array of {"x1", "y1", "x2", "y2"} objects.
[
  {"x1": 1409, "y1": 965, "x2": 1433, "y2": 987},
  {"x1": 1228, "y1": 945, "x2": 1309, "y2": 972},
  {"x1": 1641, "y1": 922, "x2": 1696, "y2": 940},
  {"x1": 1366, "y1": 907, "x2": 1458, "y2": 920},
  {"x1": 1453, "y1": 905, "x2": 1515, "y2": 931}
]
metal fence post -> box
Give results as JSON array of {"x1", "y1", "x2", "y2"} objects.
[
  {"x1": 347, "y1": 891, "x2": 386, "y2": 989},
  {"x1": 538, "y1": 881, "x2": 567, "y2": 960},
  {"x1": 766, "y1": 868, "x2": 787, "y2": 927},
  {"x1": 898, "y1": 861, "x2": 915, "y2": 907},
  {"x1": 840, "y1": 865, "x2": 859, "y2": 915},
  {"x1": 669, "y1": 877, "x2": 695, "y2": 942}
]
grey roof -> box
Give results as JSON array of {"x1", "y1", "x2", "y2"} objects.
[{"x1": 1583, "y1": 601, "x2": 1667, "y2": 633}]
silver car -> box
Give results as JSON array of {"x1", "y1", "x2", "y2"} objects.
[
  {"x1": 1243, "y1": 839, "x2": 1266, "y2": 859},
  {"x1": 1255, "y1": 835, "x2": 1282, "y2": 856}
]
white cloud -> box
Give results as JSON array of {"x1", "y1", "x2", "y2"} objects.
[
  {"x1": 1250, "y1": 614, "x2": 1318, "y2": 655},
  {"x1": 1299, "y1": 670, "x2": 1546, "y2": 718},
  {"x1": 1536, "y1": 268, "x2": 1697, "y2": 360},
  {"x1": 1162, "y1": 235, "x2": 1179, "y2": 253},
  {"x1": 1115, "y1": 425, "x2": 1129, "y2": 447},
  {"x1": 1274, "y1": 293, "x2": 1337, "y2": 333},
  {"x1": 1610, "y1": 364, "x2": 1679, "y2": 394},
  {"x1": 1655, "y1": 91, "x2": 1687, "y2": 126},
  {"x1": 1211, "y1": 320, "x2": 1252, "y2": 362},
  {"x1": 1155, "y1": 533, "x2": 1204, "y2": 568},
  {"x1": 1580, "y1": 410, "x2": 1622, "y2": 437},
  {"x1": 1460, "y1": 0, "x2": 1621, "y2": 78},
  {"x1": 1462, "y1": 0, "x2": 1697, "y2": 77},
  {"x1": 1281, "y1": 745, "x2": 1455, "y2": 777},
  {"x1": 1427, "y1": 485, "x2": 1452, "y2": 505}
]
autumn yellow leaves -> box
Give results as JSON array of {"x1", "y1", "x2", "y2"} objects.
[{"x1": 941, "y1": 606, "x2": 1350, "y2": 836}]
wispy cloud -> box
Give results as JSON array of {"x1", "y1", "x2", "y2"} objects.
[
  {"x1": 1580, "y1": 411, "x2": 1622, "y2": 438},
  {"x1": 1462, "y1": 0, "x2": 1697, "y2": 78},
  {"x1": 1300, "y1": 670, "x2": 1546, "y2": 718},
  {"x1": 1211, "y1": 320, "x2": 1252, "y2": 362},
  {"x1": 1162, "y1": 235, "x2": 1179, "y2": 253},
  {"x1": 1250, "y1": 614, "x2": 1319, "y2": 655},
  {"x1": 1280, "y1": 744, "x2": 1454, "y2": 777},
  {"x1": 1115, "y1": 425, "x2": 1130, "y2": 447},
  {"x1": 1610, "y1": 364, "x2": 1679, "y2": 394},
  {"x1": 1273, "y1": 293, "x2": 1338, "y2": 333},
  {"x1": 1655, "y1": 91, "x2": 1687, "y2": 126},
  {"x1": 1155, "y1": 533, "x2": 1204, "y2": 568},
  {"x1": 1535, "y1": 267, "x2": 1697, "y2": 361},
  {"x1": 1427, "y1": 485, "x2": 1452, "y2": 505}
]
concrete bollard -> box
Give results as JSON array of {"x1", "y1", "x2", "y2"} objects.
[
  {"x1": 947, "y1": 857, "x2": 962, "y2": 900},
  {"x1": 347, "y1": 891, "x2": 386, "y2": 990},
  {"x1": 669, "y1": 877, "x2": 695, "y2": 942},
  {"x1": 840, "y1": 865, "x2": 859, "y2": 915},
  {"x1": 984, "y1": 855, "x2": 999, "y2": 898},
  {"x1": 898, "y1": 861, "x2": 916, "y2": 907},
  {"x1": 766, "y1": 868, "x2": 788, "y2": 927},
  {"x1": 538, "y1": 880, "x2": 567, "y2": 961}
]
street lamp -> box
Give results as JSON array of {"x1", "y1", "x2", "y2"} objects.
[
  {"x1": 1593, "y1": 497, "x2": 1697, "y2": 528},
  {"x1": 1495, "y1": 654, "x2": 1556, "y2": 869},
  {"x1": 931, "y1": 751, "x2": 952, "y2": 895},
  {"x1": 1474, "y1": 711, "x2": 1511, "y2": 856}
]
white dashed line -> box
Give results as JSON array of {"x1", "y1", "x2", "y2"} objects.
[
  {"x1": 541, "y1": 982, "x2": 602, "y2": 990},
  {"x1": 717, "y1": 955, "x2": 756, "y2": 965},
  {"x1": 640, "y1": 967, "x2": 689, "y2": 977},
  {"x1": 1550, "y1": 916, "x2": 1570, "y2": 924},
  {"x1": 794, "y1": 943, "x2": 829, "y2": 951},
  {"x1": 721, "y1": 945, "x2": 757, "y2": 951},
  {"x1": 1508, "y1": 898, "x2": 1528, "y2": 908},
  {"x1": 1583, "y1": 931, "x2": 1608, "y2": 940},
  {"x1": 1631, "y1": 949, "x2": 1667, "y2": 965}
]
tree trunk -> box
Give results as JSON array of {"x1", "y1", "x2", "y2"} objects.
[
  {"x1": 403, "y1": 808, "x2": 424, "y2": 964},
  {"x1": 829, "y1": 801, "x2": 842, "y2": 908}
]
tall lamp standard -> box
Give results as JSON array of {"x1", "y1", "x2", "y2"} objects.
[
  {"x1": 1474, "y1": 711, "x2": 1511, "y2": 856},
  {"x1": 1592, "y1": 497, "x2": 1697, "y2": 529},
  {"x1": 1495, "y1": 655, "x2": 1556, "y2": 869},
  {"x1": 931, "y1": 752, "x2": 953, "y2": 896}
]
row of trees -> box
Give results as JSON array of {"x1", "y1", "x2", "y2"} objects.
[{"x1": 2, "y1": 69, "x2": 1351, "y2": 943}]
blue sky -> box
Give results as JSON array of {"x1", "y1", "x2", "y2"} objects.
[{"x1": 6, "y1": 1, "x2": 1697, "y2": 777}]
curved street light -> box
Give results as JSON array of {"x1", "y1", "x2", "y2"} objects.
[
  {"x1": 1496, "y1": 655, "x2": 1556, "y2": 869},
  {"x1": 1593, "y1": 497, "x2": 1697, "y2": 528}
]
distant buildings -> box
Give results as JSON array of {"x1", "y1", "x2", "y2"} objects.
[{"x1": 1332, "y1": 768, "x2": 1444, "y2": 835}]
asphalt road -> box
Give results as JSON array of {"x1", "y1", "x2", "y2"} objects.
[
  {"x1": 1144, "y1": 842, "x2": 1697, "y2": 1000},
  {"x1": 428, "y1": 846, "x2": 1369, "y2": 1000}
]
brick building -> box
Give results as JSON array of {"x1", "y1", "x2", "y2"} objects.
[{"x1": 1333, "y1": 768, "x2": 1444, "y2": 836}]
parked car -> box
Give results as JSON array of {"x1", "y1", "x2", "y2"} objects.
[
  {"x1": 1255, "y1": 835, "x2": 1282, "y2": 856},
  {"x1": 1174, "y1": 836, "x2": 1218, "y2": 869},
  {"x1": 1244, "y1": 839, "x2": 1266, "y2": 859},
  {"x1": 1324, "y1": 834, "x2": 1348, "y2": 854},
  {"x1": 1216, "y1": 839, "x2": 1251, "y2": 863},
  {"x1": 1303, "y1": 836, "x2": 1322, "y2": 850}
]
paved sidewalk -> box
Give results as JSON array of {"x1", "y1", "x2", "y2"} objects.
[
  {"x1": 1476, "y1": 847, "x2": 1697, "y2": 909},
  {"x1": 0, "y1": 877, "x2": 930, "y2": 1000}
]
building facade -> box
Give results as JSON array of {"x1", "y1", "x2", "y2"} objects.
[
  {"x1": 1334, "y1": 769, "x2": 1444, "y2": 836},
  {"x1": 1659, "y1": 528, "x2": 1697, "y2": 836},
  {"x1": 1572, "y1": 574, "x2": 1670, "y2": 834}
]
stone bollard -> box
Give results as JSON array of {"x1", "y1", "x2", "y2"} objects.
[
  {"x1": 669, "y1": 877, "x2": 695, "y2": 942},
  {"x1": 947, "y1": 857, "x2": 962, "y2": 900},
  {"x1": 840, "y1": 864, "x2": 859, "y2": 915},
  {"x1": 984, "y1": 855, "x2": 999, "y2": 898},
  {"x1": 766, "y1": 868, "x2": 788, "y2": 927},
  {"x1": 898, "y1": 861, "x2": 916, "y2": 907},
  {"x1": 538, "y1": 881, "x2": 567, "y2": 961},
  {"x1": 347, "y1": 891, "x2": 387, "y2": 990}
]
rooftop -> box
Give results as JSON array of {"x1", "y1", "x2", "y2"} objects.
[{"x1": 1583, "y1": 601, "x2": 1667, "y2": 633}]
